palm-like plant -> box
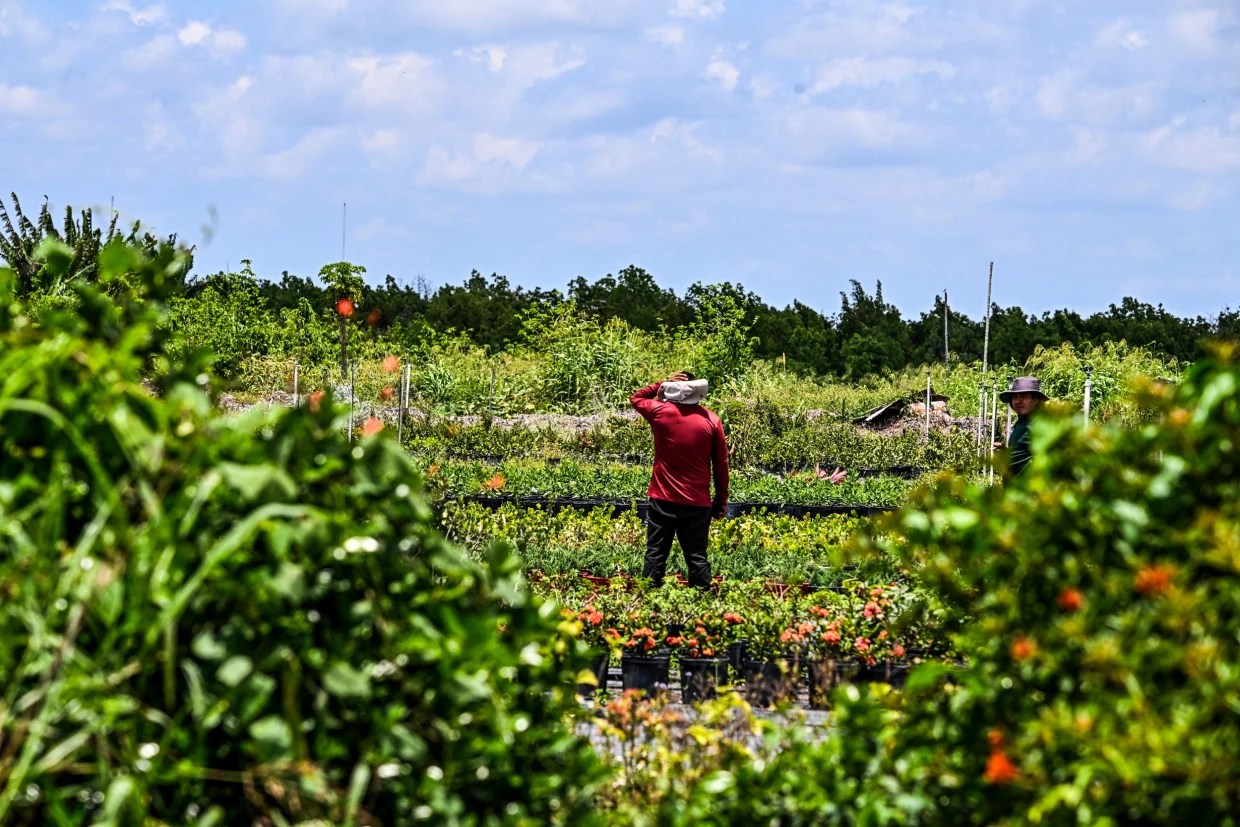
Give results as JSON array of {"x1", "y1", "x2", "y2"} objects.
[{"x1": 0, "y1": 192, "x2": 192, "y2": 297}]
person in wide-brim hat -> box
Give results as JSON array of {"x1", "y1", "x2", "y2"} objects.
[
  {"x1": 996, "y1": 376, "x2": 1048, "y2": 478},
  {"x1": 999, "y1": 376, "x2": 1049, "y2": 404}
]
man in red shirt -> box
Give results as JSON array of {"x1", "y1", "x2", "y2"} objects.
[{"x1": 630, "y1": 371, "x2": 729, "y2": 588}]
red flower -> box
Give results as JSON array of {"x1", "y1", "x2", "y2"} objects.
[
  {"x1": 382, "y1": 355, "x2": 400, "y2": 373},
  {"x1": 822, "y1": 630, "x2": 841, "y2": 645},
  {"x1": 1011, "y1": 637, "x2": 1036, "y2": 661},
  {"x1": 666, "y1": 635, "x2": 683, "y2": 646},
  {"x1": 891, "y1": 644, "x2": 906, "y2": 658},
  {"x1": 1057, "y1": 587, "x2": 1085, "y2": 612},
  {"x1": 863, "y1": 600, "x2": 881, "y2": 619},
  {"x1": 361, "y1": 417, "x2": 384, "y2": 436},
  {"x1": 366, "y1": 308, "x2": 383, "y2": 326},
  {"x1": 1134, "y1": 564, "x2": 1175, "y2": 597},
  {"x1": 481, "y1": 474, "x2": 506, "y2": 491},
  {"x1": 308, "y1": 389, "x2": 325, "y2": 412},
  {"x1": 380, "y1": 385, "x2": 395, "y2": 401},
  {"x1": 722, "y1": 612, "x2": 744, "y2": 624},
  {"x1": 984, "y1": 750, "x2": 1020, "y2": 785},
  {"x1": 336, "y1": 297, "x2": 355, "y2": 317},
  {"x1": 854, "y1": 637, "x2": 871, "y2": 653}
]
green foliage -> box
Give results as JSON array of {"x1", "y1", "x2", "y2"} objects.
[
  {"x1": 167, "y1": 261, "x2": 278, "y2": 378},
  {"x1": 0, "y1": 193, "x2": 191, "y2": 299},
  {"x1": 0, "y1": 241, "x2": 604, "y2": 825},
  {"x1": 683, "y1": 287, "x2": 758, "y2": 388},
  {"x1": 847, "y1": 345, "x2": 1240, "y2": 824}
]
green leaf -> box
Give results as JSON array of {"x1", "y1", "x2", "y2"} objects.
[
  {"x1": 192, "y1": 630, "x2": 226, "y2": 661},
  {"x1": 248, "y1": 715, "x2": 293, "y2": 754},
  {"x1": 216, "y1": 655, "x2": 253, "y2": 688},
  {"x1": 323, "y1": 662, "x2": 371, "y2": 699},
  {"x1": 218, "y1": 461, "x2": 297, "y2": 501}
]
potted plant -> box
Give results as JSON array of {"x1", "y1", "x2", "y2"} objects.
[{"x1": 673, "y1": 613, "x2": 731, "y2": 703}]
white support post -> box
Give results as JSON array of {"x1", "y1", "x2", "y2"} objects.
[
  {"x1": 292, "y1": 357, "x2": 299, "y2": 408},
  {"x1": 1084, "y1": 366, "x2": 1093, "y2": 426}
]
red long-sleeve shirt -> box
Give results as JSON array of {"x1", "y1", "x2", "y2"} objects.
[{"x1": 630, "y1": 383, "x2": 729, "y2": 510}]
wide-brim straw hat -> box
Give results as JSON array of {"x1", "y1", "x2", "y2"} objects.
[
  {"x1": 999, "y1": 376, "x2": 1049, "y2": 403},
  {"x1": 660, "y1": 378, "x2": 709, "y2": 405}
]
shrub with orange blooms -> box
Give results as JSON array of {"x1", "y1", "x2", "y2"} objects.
[
  {"x1": 381, "y1": 354, "x2": 400, "y2": 373},
  {"x1": 480, "y1": 473, "x2": 505, "y2": 492},
  {"x1": 360, "y1": 416, "x2": 384, "y2": 437},
  {"x1": 1133, "y1": 563, "x2": 1175, "y2": 597},
  {"x1": 832, "y1": 346, "x2": 1240, "y2": 825},
  {"x1": 335, "y1": 297, "x2": 354, "y2": 317}
]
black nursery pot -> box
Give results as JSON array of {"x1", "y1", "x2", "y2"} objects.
[
  {"x1": 741, "y1": 657, "x2": 801, "y2": 707},
  {"x1": 679, "y1": 657, "x2": 730, "y2": 704},
  {"x1": 726, "y1": 640, "x2": 749, "y2": 673},
  {"x1": 620, "y1": 654, "x2": 671, "y2": 697},
  {"x1": 577, "y1": 652, "x2": 611, "y2": 701}
]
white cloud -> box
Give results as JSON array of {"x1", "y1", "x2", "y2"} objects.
[
  {"x1": 651, "y1": 118, "x2": 723, "y2": 163},
  {"x1": 121, "y1": 33, "x2": 178, "y2": 69},
  {"x1": 1094, "y1": 18, "x2": 1147, "y2": 50},
  {"x1": 1168, "y1": 8, "x2": 1226, "y2": 52},
  {"x1": 705, "y1": 58, "x2": 739, "y2": 92},
  {"x1": 784, "y1": 107, "x2": 910, "y2": 154},
  {"x1": 398, "y1": 0, "x2": 636, "y2": 34},
  {"x1": 362, "y1": 129, "x2": 401, "y2": 155},
  {"x1": 1068, "y1": 128, "x2": 1107, "y2": 163},
  {"x1": 458, "y1": 44, "x2": 508, "y2": 71},
  {"x1": 1142, "y1": 116, "x2": 1240, "y2": 173},
  {"x1": 498, "y1": 42, "x2": 587, "y2": 87},
  {"x1": 177, "y1": 20, "x2": 246, "y2": 54},
  {"x1": 259, "y1": 127, "x2": 346, "y2": 180},
  {"x1": 645, "y1": 24, "x2": 684, "y2": 47},
  {"x1": 346, "y1": 53, "x2": 440, "y2": 108},
  {"x1": 766, "y1": 3, "x2": 922, "y2": 59},
  {"x1": 809, "y1": 56, "x2": 955, "y2": 94},
  {"x1": 103, "y1": 0, "x2": 167, "y2": 26},
  {"x1": 1035, "y1": 71, "x2": 1160, "y2": 125},
  {"x1": 419, "y1": 132, "x2": 545, "y2": 191},
  {"x1": 1168, "y1": 181, "x2": 1217, "y2": 211},
  {"x1": 474, "y1": 133, "x2": 540, "y2": 168},
  {"x1": 0, "y1": 82, "x2": 46, "y2": 115},
  {"x1": 0, "y1": 1, "x2": 48, "y2": 40},
  {"x1": 670, "y1": 0, "x2": 724, "y2": 20}
]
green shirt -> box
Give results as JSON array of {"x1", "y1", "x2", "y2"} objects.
[{"x1": 1007, "y1": 414, "x2": 1033, "y2": 478}]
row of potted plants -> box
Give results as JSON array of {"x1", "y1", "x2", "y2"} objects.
[
  {"x1": 422, "y1": 457, "x2": 919, "y2": 506},
  {"x1": 542, "y1": 575, "x2": 953, "y2": 707}
]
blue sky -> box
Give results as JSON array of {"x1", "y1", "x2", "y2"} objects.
[{"x1": 3, "y1": 0, "x2": 1237, "y2": 321}]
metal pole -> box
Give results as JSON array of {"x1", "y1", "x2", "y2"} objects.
[
  {"x1": 342, "y1": 202, "x2": 347, "y2": 261},
  {"x1": 1084, "y1": 365, "x2": 1093, "y2": 425},
  {"x1": 988, "y1": 381, "x2": 999, "y2": 485},
  {"x1": 982, "y1": 262, "x2": 994, "y2": 377},
  {"x1": 925, "y1": 372, "x2": 932, "y2": 437},
  {"x1": 293, "y1": 357, "x2": 299, "y2": 407},
  {"x1": 397, "y1": 359, "x2": 406, "y2": 444},
  {"x1": 977, "y1": 385, "x2": 985, "y2": 455},
  {"x1": 348, "y1": 361, "x2": 355, "y2": 441},
  {"x1": 943, "y1": 289, "x2": 949, "y2": 369}
]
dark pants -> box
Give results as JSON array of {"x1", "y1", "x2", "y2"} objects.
[{"x1": 643, "y1": 498, "x2": 713, "y2": 588}]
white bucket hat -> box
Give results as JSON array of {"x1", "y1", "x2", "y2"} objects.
[{"x1": 660, "y1": 379, "x2": 709, "y2": 405}]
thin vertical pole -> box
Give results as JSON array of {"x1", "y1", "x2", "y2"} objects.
[
  {"x1": 342, "y1": 202, "x2": 347, "y2": 261},
  {"x1": 988, "y1": 382, "x2": 999, "y2": 485},
  {"x1": 293, "y1": 357, "x2": 299, "y2": 407},
  {"x1": 1005, "y1": 397, "x2": 1013, "y2": 442},
  {"x1": 982, "y1": 262, "x2": 994, "y2": 377},
  {"x1": 924, "y1": 372, "x2": 932, "y2": 437},
  {"x1": 1084, "y1": 366, "x2": 1093, "y2": 425},
  {"x1": 348, "y1": 361, "x2": 355, "y2": 441},
  {"x1": 943, "y1": 289, "x2": 949, "y2": 369},
  {"x1": 397, "y1": 359, "x2": 406, "y2": 444}
]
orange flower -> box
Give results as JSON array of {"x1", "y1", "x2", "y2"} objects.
[
  {"x1": 361, "y1": 417, "x2": 384, "y2": 436},
  {"x1": 380, "y1": 385, "x2": 395, "y2": 401},
  {"x1": 1011, "y1": 637, "x2": 1037, "y2": 661},
  {"x1": 863, "y1": 600, "x2": 881, "y2": 619},
  {"x1": 336, "y1": 297, "x2": 355, "y2": 317},
  {"x1": 1134, "y1": 564, "x2": 1175, "y2": 597},
  {"x1": 366, "y1": 308, "x2": 383, "y2": 326},
  {"x1": 822, "y1": 630, "x2": 841, "y2": 645},
  {"x1": 854, "y1": 637, "x2": 871, "y2": 653},
  {"x1": 382, "y1": 355, "x2": 400, "y2": 373},
  {"x1": 481, "y1": 474, "x2": 506, "y2": 491},
  {"x1": 722, "y1": 612, "x2": 743, "y2": 624},
  {"x1": 891, "y1": 644, "x2": 906, "y2": 658},
  {"x1": 984, "y1": 749, "x2": 1020, "y2": 785},
  {"x1": 426, "y1": 462, "x2": 440, "y2": 477},
  {"x1": 308, "y1": 389, "x2": 325, "y2": 412},
  {"x1": 1057, "y1": 587, "x2": 1085, "y2": 612}
]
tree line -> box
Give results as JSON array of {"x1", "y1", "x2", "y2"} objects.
[
  {"x1": 3, "y1": 194, "x2": 1236, "y2": 378},
  {"x1": 243, "y1": 263, "x2": 1236, "y2": 377}
]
